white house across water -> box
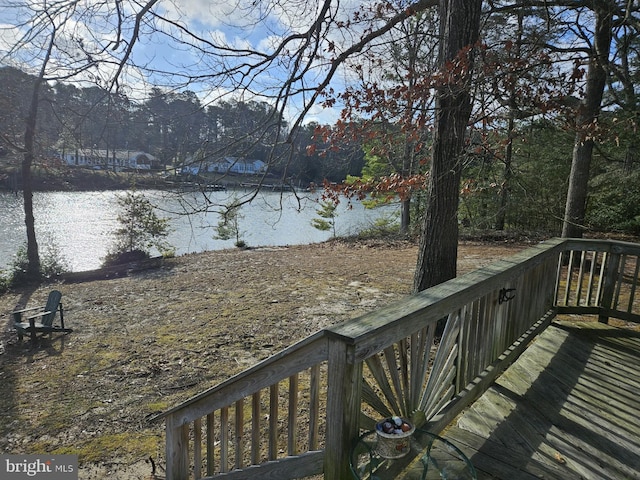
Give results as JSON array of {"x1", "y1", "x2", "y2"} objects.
[
  {"x1": 180, "y1": 157, "x2": 266, "y2": 176},
  {"x1": 59, "y1": 149, "x2": 158, "y2": 171}
]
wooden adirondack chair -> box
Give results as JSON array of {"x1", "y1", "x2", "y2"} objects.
[{"x1": 12, "y1": 290, "x2": 73, "y2": 345}]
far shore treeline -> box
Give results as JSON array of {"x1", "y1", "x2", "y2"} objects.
[
  {"x1": 1, "y1": 63, "x2": 640, "y2": 239},
  {"x1": 0, "y1": 66, "x2": 364, "y2": 191}
]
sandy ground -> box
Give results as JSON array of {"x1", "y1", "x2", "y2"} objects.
[{"x1": 0, "y1": 239, "x2": 530, "y2": 479}]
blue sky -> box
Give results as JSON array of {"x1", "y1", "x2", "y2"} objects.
[{"x1": 0, "y1": 0, "x2": 357, "y2": 125}]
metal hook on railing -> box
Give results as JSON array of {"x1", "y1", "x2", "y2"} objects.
[{"x1": 498, "y1": 288, "x2": 516, "y2": 304}]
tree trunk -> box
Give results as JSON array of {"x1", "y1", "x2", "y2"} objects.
[
  {"x1": 400, "y1": 197, "x2": 411, "y2": 234},
  {"x1": 20, "y1": 26, "x2": 58, "y2": 281},
  {"x1": 496, "y1": 115, "x2": 514, "y2": 231},
  {"x1": 22, "y1": 72, "x2": 44, "y2": 280},
  {"x1": 413, "y1": 0, "x2": 482, "y2": 292},
  {"x1": 495, "y1": 11, "x2": 522, "y2": 232},
  {"x1": 561, "y1": 2, "x2": 612, "y2": 238}
]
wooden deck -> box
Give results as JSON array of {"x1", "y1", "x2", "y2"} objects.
[
  {"x1": 444, "y1": 320, "x2": 640, "y2": 480},
  {"x1": 156, "y1": 239, "x2": 640, "y2": 479}
]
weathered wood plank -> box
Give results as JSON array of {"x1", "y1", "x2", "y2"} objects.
[
  {"x1": 500, "y1": 366, "x2": 640, "y2": 475},
  {"x1": 308, "y1": 364, "x2": 321, "y2": 451},
  {"x1": 251, "y1": 392, "x2": 261, "y2": 464},
  {"x1": 220, "y1": 406, "x2": 229, "y2": 473},
  {"x1": 504, "y1": 356, "x2": 640, "y2": 434},
  {"x1": 445, "y1": 426, "x2": 584, "y2": 480},
  {"x1": 234, "y1": 399, "x2": 243, "y2": 469},
  {"x1": 327, "y1": 239, "x2": 567, "y2": 360},
  {"x1": 204, "y1": 451, "x2": 324, "y2": 480},
  {"x1": 363, "y1": 354, "x2": 395, "y2": 415},
  {"x1": 287, "y1": 374, "x2": 298, "y2": 456},
  {"x1": 268, "y1": 384, "x2": 278, "y2": 461},
  {"x1": 166, "y1": 413, "x2": 190, "y2": 480},
  {"x1": 206, "y1": 413, "x2": 215, "y2": 476},
  {"x1": 628, "y1": 256, "x2": 640, "y2": 312},
  {"x1": 323, "y1": 337, "x2": 362, "y2": 479},
  {"x1": 447, "y1": 322, "x2": 640, "y2": 480},
  {"x1": 194, "y1": 417, "x2": 202, "y2": 479}
]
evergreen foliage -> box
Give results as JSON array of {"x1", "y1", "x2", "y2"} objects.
[
  {"x1": 6, "y1": 240, "x2": 69, "y2": 287},
  {"x1": 311, "y1": 200, "x2": 338, "y2": 237},
  {"x1": 588, "y1": 169, "x2": 640, "y2": 234},
  {"x1": 103, "y1": 191, "x2": 172, "y2": 266},
  {"x1": 214, "y1": 201, "x2": 246, "y2": 248},
  {"x1": 461, "y1": 121, "x2": 573, "y2": 234}
]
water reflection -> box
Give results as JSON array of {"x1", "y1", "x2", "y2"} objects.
[{"x1": 0, "y1": 189, "x2": 396, "y2": 272}]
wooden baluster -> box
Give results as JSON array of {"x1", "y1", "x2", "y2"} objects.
[
  {"x1": 193, "y1": 418, "x2": 202, "y2": 479},
  {"x1": 613, "y1": 254, "x2": 628, "y2": 311},
  {"x1": 206, "y1": 413, "x2": 215, "y2": 476},
  {"x1": 220, "y1": 407, "x2": 229, "y2": 473},
  {"x1": 288, "y1": 374, "x2": 299, "y2": 455},
  {"x1": 268, "y1": 383, "x2": 278, "y2": 461},
  {"x1": 576, "y1": 250, "x2": 587, "y2": 305},
  {"x1": 600, "y1": 249, "x2": 621, "y2": 324},
  {"x1": 308, "y1": 365, "x2": 320, "y2": 451},
  {"x1": 596, "y1": 252, "x2": 608, "y2": 307},
  {"x1": 564, "y1": 250, "x2": 575, "y2": 305},
  {"x1": 235, "y1": 399, "x2": 244, "y2": 469},
  {"x1": 251, "y1": 392, "x2": 261, "y2": 464},
  {"x1": 586, "y1": 251, "x2": 598, "y2": 306},
  {"x1": 628, "y1": 256, "x2": 640, "y2": 314}
]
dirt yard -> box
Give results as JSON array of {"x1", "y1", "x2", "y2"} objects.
[{"x1": 0, "y1": 239, "x2": 530, "y2": 479}]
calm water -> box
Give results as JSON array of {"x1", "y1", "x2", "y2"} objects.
[{"x1": 0, "y1": 189, "x2": 397, "y2": 272}]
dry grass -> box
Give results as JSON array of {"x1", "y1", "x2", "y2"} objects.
[{"x1": 0, "y1": 240, "x2": 528, "y2": 479}]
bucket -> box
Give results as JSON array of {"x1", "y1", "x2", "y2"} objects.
[{"x1": 375, "y1": 418, "x2": 415, "y2": 459}]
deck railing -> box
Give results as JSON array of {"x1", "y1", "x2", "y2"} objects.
[{"x1": 153, "y1": 238, "x2": 640, "y2": 479}]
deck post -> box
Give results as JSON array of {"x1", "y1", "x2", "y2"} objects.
[
  {"x1": 324, "y1": 335, "x2": 362, "y2": 479},
  {"x1": 599, "y1": 246, "x2": 622, "y2": 324},
  {"x1": 166, "y1": 413, "x2": 190, "y2": 480}
]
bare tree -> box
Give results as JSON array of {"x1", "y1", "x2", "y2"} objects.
[
  {"x1": 562, "y1": 1, "x2": 614, "y2": 238},
  {"x1": 2, "y1": 0, "x2": 486, "y2": 291},
  {"x1": 2, "y1": 3, "x2": 71, "y2": 279},
  {"x1": 1, "y1": 0, "x2": 158, "y2": 280},
  {"x1": 486, "y1": 1, "x2": 637, "y2": 239}
]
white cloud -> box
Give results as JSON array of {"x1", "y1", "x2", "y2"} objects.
[
  {"x1": 0, "y1": 22, "x2": 20, "y2": 59},
  {"x1": 300, "y1": 103, "x2": 340, "y2": 126},
  {"x1": 157, "y1": 0, "x2": 266, "y2": 29},
  {"x1": 0, "y1": 0, "x2": 368, "y2": 127}
]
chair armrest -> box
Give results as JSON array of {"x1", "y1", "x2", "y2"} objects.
[
  {"x1": 12, "y1": 305, "x2": 45, "y2": 315},
  {"x1": 26, "y1": 310, "x2": 53, "y2": 321},
  {"x1": 12, "y1": 306, "x2": 45, "y2": 322}
]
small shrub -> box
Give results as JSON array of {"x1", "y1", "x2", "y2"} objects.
[
  {"x1": 40, "y1": 240, "x2": 70, "y2": 279},
  {"x1": 311, "y1": 200, "x2": 338, "y2": 237},
  {"x1": 357, "y1": 215, "x2": 400, "y2": 239},
  {"x1": 104, "y1": 191, "x2": 172, "y2": 267},
  {"x1": 0, "y1": 271, "x2": 9, "y2": 294},
  {"x1": 8, "y1": 240, "x2": 69, "y2": 287},
  {"x1": 214, "y1": 199, "x2": 246, "y2": 248}
]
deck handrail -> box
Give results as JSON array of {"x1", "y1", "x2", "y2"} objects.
[{"x1": 154, "y1": 238, "x2": 640, "y2": 479}]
